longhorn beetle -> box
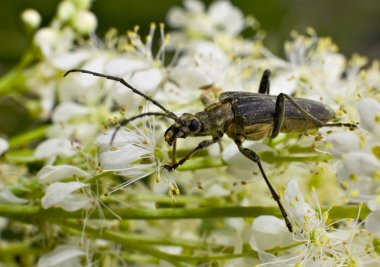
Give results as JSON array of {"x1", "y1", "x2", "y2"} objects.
[{"x1": 64, "y1": 69, "x2": 357, "y2": 232}]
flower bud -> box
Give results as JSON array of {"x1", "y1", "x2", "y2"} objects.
[
  {"x1": 57, "y1": 1, "x2": 76, "y2": 21},
  {"x1": 73, "y1": 10, "x2": 97, "y2": 34},
  {"x1": 21, "y1": 9, "x2": 41, "y2": 29},
  {"x1": 71, "y1": 0, "x2": 92, "y2": 9}
]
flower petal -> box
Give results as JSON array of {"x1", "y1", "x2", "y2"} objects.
[
  {"x1": 0, "y1": 138, "x2": 9, "y2": 156},
  {"x1": 105, "y1": 58, "x2": 147, "y2": 76},
  {"x1": 37, "y1": 245, "x2": 86, "y2": 267},
  {"x1": 37, "y1": 165, "x2": 90, "y2": 184},
  {"x1": 0, "y1": 188, "x2": 28, "y2": 204},
  {"x1": 130, "y1": 68, "x2": 162, "y2": 92},
  {"x1": 324, "y1": 131, "x2": 360, "y2": 156},
  {"x1": 41, "y1": 182, "x2": 89, "y2": 210},
  {"x1": 357, "y1": 98, "x2": 380, "y2": 136},
  {"x1": 52, "y1": 102, "x2": 89, "y2": 122},
  {"x1": 250, "y1": 215, "x2": 292, "y2": 251},
  {"x1": 365, "y1": 210, "x2": 380, "y2": 234},
  {"x1": 34, "y1": 138, "x2": 77, "y2": 160},
  {"x1": 50, "y1": 50, "x2": 90, "y2": 70},
  {"x1": 343, "y1": 151, "x2": 380, "y2": 177},
  {"x1": 284, "y1": 179, "x2": 318, "y2": 228}
]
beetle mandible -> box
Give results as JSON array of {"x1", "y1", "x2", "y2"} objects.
[{"x1": 64, "y1": 69, "x2": 357, "y2": 232}]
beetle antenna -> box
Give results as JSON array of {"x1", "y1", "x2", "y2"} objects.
[
  {"x1": 64, "y1": 69, "x2": 179, "y2": 121},
  {"x1": 110, "y1": 112, "x2": 168, "y2": 145}
]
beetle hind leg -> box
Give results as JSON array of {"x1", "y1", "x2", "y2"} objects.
[
  {"x1": 273, "y1": 93, "x2": 357, "y2": 134},
  {"x1": 234, "y1": 138, "x2": 293, "y2": 232}
]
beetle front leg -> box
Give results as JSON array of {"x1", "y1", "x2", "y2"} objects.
[
  {"x1": 234, "y1": 139, "x2": 293, "y2": 232},
  {"x1": 164, "y1": 135, "x2": 222, "y2": 171}
]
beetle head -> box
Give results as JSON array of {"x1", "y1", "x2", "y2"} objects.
[{"x1": 164, "y1": 113, "x2": 202, "y2": 146}]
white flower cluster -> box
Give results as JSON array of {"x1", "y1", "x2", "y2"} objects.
[
  {"x1": 1, "y1": 0, "x2": 380, "y2": 266},
  {"x1": 251, "y1": 180, "x2": 379, "y2": 267}
]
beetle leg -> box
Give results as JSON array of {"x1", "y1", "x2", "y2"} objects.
[
  {"x1": 163, "y1": 134, "x2": 222, "y2": 171},
  {"x1": 258, "y1": 69, "x2": 271, "y2": 94},
  {"x1": 200, "y1": 95, "x2": 213, "y2": 107},
  {"x1": 275, "y1": 93, "x2": 357, "y2": 130},
  {"x1": 171, "y1": 140, "x2": 177, "y2": 164},
  {"x1": 271, "y1": 93, "x2": 286, "y2": 138},
  {"x1": 234, "y1": 138, "x2": 293, "y2": 232}
]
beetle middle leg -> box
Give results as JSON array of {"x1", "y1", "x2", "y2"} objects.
[{"x1": 234, "y1": 137, "x2": 293, "y2": 232}]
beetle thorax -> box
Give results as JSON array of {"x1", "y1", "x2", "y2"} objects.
[{"x1": 164, "y1": 102, "x2": 234, "y2": 146}]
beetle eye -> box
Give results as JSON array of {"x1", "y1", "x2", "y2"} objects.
[{"x1": 188, "y1": 119, "x2": 200, "y2": 131}]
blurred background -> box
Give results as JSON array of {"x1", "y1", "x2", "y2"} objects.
[{"x1": 1, "y1": 0, "x2": 380, "y2": 75}]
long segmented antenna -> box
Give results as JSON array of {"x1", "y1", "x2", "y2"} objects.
[
  {"x1": 110, "y1": 112, "x2": 167, "y2": 144},
  {"x1": 64, "y1": 69, "x2": 179, "y2": 122}
]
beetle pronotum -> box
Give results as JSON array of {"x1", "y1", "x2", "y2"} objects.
[{"x1": 64, "y1": 69, "x2": 357, "y2": 232}]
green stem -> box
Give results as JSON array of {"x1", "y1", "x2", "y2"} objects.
[
  {"x1": 0, "y1": 50, "x2": 35, "y2": 95},
  {"x1": 0, "y1": 204, "x2": 369, "y2": 221},
  {"x1": 64, "y1": 220, "x2": 257, "y2": 265},
  {"x1": 0, "y1": 242, "x2": 40, "y2": 256},
  {"x1": 178, "y1": 156, "x2": 225, "y2": 170},
  {"x1": 260, "y1": 153, "x2": 332, "y2": 163},
  {"x1": 177, "y1": 152, "x2": 331, "y2": 170},
  {"x1": 64, "y1": 221, "x2": 187, "y2": 267}
]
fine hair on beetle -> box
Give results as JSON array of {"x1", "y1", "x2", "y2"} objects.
[{"x1": 64, "y1": 68, "x2": 357, "y2": 232}]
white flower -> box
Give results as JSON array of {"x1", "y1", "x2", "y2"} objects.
[
  {"x1": 0, "y1": 138, "x2": 9, "y2": 156},
  {"x1": 167, "y1": 0, "x2": 244, "y2": 38},
  {"x1": 169, "y1": 41, "x2": 229, "y2": 89},
  {"x1": 37, "y1": 245, "x2": 86, "y2": 267},
  {"x1": 41, "y1": 181, "x2": 90, "y2": 211},
  {"x1": 34, "y1": 27, "x2": 75, "y2": 58},
  {"x1": 96, "y1": 112, "x2": 181, "y2": 196},
  {"x1": 96, "y1": 128, "x2": 158, "y2": 180},
  {"x1": 251, "y1": 180, "x2": 355, "y2": 266},
  {"x1": 37, "y1": 165, "x2": 90, "y2": 184},
  {"x1": 208, "y1": 1, "x2": 244, "y2": 36},
  {"x1": 325, "y1": 98, "x2": 380, "y2": 203},
  {"x1": 97, "y1": 119, "x2": 159, "y2": 190}
]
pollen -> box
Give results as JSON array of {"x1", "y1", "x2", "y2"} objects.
[
  {"x1": 371, "y1": 146, "x2": 380, "y2": 159},
  {"x1": 349, "y1": 189, "x2": 360, "y2": 198}
]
